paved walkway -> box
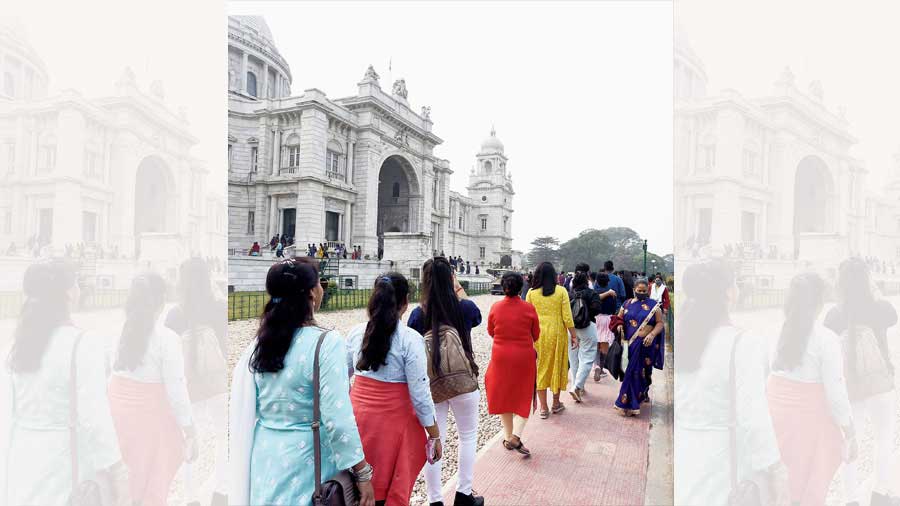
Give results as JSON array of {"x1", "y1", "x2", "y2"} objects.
[{"x1": 442, "y1": 374, "x2": 655, "y2": 506}]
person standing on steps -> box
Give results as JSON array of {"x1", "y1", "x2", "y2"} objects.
[
  {"x1": 485, "y1": 272, "x2": 540, "y2": 457},
  {"x1": 526, "y1": 262, "x2": 576, "y2": 419},
  {"x1": 407, "y1": 257, "x2": 484, "y2": 506}
]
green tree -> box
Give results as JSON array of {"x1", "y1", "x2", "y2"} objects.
[
  {"x1": 526, "y1": 236, "x2": 560, "y2": 268},
  {"x1": 552, "y1": 227, "x2": 672, "y2": 275}
]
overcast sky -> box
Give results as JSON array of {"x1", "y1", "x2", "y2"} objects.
[
  {"x1": 678, "y1": 0, "x2": 900, "y2": 189},
  {"x1": 3, "y1": 0, "x2": 226, "y2": 197},
  {"x1": 230, "y1": 0, "x2": 673, "y2": 254}
]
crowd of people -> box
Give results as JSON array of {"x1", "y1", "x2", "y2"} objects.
[
  {"x1": 675, "y1": 257, "x2": 899, "y2": 506},
  {"x1": 225, "y1": 256, "x2": 668, "y2": 506}
]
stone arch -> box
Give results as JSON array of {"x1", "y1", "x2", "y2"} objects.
[
  {"x1": 793, "y1": 155, "x2": 833, "y2": 235},
  {"x1": 377, "y1": 154, "x2": 420, "y2": 242},
  {"x1": 134, "y1": 155, "x2": 176, "y2": 256}
]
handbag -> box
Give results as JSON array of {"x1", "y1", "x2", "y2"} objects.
[
  {"x1": 841, "y1": 322, "x2": 894, "y2": 401},
  {"x1": 68, "y1": 333, "x2": 129, "y2": 506},
  {"x1": 726, "y1": 331, "x2": 775, "y2": 506},
  {"x1": 423, "y1": 325, "x2": 479, "y2": 404},
  {"x1": 311, "y1": 329, "x2": 360, "y2": 506},
  {"x1": 181, "y1": 324, "x2": 228, "y2": 402}
]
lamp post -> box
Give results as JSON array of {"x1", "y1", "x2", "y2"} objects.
[{"x1": 642, "y1": 239, "x2": 648, "y2": 274}]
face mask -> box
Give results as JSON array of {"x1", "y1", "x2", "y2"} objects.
[
  {"x1": 635, "y1": 293, "x2": 649, "y2": 301},
  {"x1": 655, "y1": 279, "x2": 662, "y2": 286}
]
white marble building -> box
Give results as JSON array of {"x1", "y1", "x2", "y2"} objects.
[
  {"x1": 227, "y1": 16, "x2": 515, "y2": 272},
  {"x1": 0, "y1": 21, "x2": 226, "y2": 287},
  {"x1": 675, "y1": 33, "x2": 900, "y2": 279}
]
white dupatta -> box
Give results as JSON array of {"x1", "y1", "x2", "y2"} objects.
[{"x1": 228, "y1": 343, "x2": 257, "y2": 506}]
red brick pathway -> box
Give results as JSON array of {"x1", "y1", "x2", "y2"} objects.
[{"x1": 443, "y1": 377, "x2": 651, "y2": 506}]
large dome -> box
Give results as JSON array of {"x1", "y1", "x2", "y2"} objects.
[
  {"x1": 0, "y1": 17, "x2": 49, "y2": 100},
  {"x1": 231, "y1": 16, "x2": 275, "y2": 45},
  {"x1": 480, "y1": 127, "x2": 504, "y2": 155}
]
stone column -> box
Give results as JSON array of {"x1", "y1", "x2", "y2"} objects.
[
  {"x1": 345, "y1": 200, "x2": 352, "y2": 244},
  {"x1": 268, "y1": 195, "x2": 278, "y2": 238},
  {"x1": 347, "y1": 139, "x2": 355, "y2": 184},
  {"x1": 241, "y1": 52, "x2": 249, "y2": 94},
  {"x1": 262, "y1": 62, "x2": 269, "y2": 99},
  {"x1": 271, "y1": 123, "x2": 281, "y2": 175}
]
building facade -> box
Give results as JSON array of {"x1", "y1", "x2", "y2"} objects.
[
  {"x1": 0, "y1": 20, "x2": 226, "y2": 285},
  {"x1": 675, "y1": 33, "x2": 900, "y2": 269},
  {"x1": 227, "y1": 16, "x2": 515, "y2": 268}
]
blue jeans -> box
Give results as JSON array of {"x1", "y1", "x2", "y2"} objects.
[{"x1": 569, "y1": 325, "x2": 598, "y2": 391}]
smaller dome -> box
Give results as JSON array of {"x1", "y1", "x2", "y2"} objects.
[{"x1": 480, "y1": 127, "x2": 504, "y2": 154}]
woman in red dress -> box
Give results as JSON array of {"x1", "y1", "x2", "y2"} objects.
[{"x1": 485, "y1": 272, "x2": 541, "y2": 456}]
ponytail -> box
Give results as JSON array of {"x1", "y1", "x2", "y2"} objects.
[
  {"x1": 357, "y1": 273, "x2": 409, "y2": 371},
  {"x1": 773, "y1": 272, "x2": 825, "y2": 372},
  {"x1": 115, "y1": 272, "x2": 167, "y2": 371}
]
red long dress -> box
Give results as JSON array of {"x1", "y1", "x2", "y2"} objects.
[{"x1": 485, "y1": 296, "x2": 541, "y2": 418}]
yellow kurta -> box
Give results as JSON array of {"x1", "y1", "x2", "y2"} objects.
[{"x1": 526, "y1": 285, "x2": 575, "y2": 393}]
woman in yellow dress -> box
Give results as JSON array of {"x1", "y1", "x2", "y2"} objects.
[{"x1": 526, "y1": 262, "x2": 576, "y2": 419}]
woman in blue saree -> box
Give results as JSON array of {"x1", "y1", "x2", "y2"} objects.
[{"x1": 611, "y1": 277, "x2": 665, "y2": 416}]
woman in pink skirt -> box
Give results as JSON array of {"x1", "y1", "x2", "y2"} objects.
[{"x1": 593, "y1": 273, "x2": 618, "y2": 381}]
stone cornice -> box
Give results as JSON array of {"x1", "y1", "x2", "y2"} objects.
[{"x1": 227, "y1": 30, "x2": 292, "y2": 81}]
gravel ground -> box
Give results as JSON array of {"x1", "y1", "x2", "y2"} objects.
[{"x1": 226, "y1": 293, "x2": 503, "y2": 506}]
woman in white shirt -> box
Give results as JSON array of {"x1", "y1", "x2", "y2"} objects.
[
  {"x1": 768, "y1": 272, "x2": 856, "y2": 506},
  {"x1": 347, "y1": 273, "x2": 442, "y2": 506},
  {"x1": 108, "y1": 272, "x2": 197, "y2": 506}
]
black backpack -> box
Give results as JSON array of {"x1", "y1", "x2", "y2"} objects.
[{"x1": 570, "y1": 290, "x2": 592, "y2": 329}]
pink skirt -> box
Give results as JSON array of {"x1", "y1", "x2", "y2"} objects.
[{"x1": 595, "y1": 314, "x2": 615, "y2": 345}]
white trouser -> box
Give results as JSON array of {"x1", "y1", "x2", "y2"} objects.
[
  {"x1": 425, "y1": 389, "x2": 480, "y2": 502},
  {"x1": 843, "y1": 390, "x2": 897, "y2": 501}
]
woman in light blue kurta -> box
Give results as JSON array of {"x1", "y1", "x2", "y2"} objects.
[{"x1": 230, "y1": 257, "x2": 375, "y2": 506}]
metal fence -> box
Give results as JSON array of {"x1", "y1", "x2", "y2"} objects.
[
  {"x1": 0, "y1": 288, "x2": 129, "y2": 319},
  {"x1": 228, "y1": 281, "x2": 492, "y2": 321}
]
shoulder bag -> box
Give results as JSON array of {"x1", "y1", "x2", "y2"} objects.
[
  {"x1": 312, "y1": 329, "x2": 360, "y2": 506},
  {"x1": 181, "y1": 324, "x2": 228, "y2": 402},
  {"x1": 423, "y1": 325, "x2": 478, "y2": 404},
  {"x1": 841, "y1": 319, "x2": 894, "y2": 402},
  {"x1": 727, "y1": 331, "x2": 775, "y2": 506},
  {"x1": 68, "y1": 333, "x2": 129, "y2": 506}
]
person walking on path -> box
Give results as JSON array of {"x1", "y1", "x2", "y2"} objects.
[
  {"x1": 603, "y1": 261, "x2": 627, "y2": 310},
  {"x1": 610, "y1": 277, "x2": 665, "y2": 416},
  {"x1": 108, "y1": 272, "x2": 198, "y2": 506},
  {"x1": 346, "y1": 273, "x2": 443, "y2": 506},
  {"x1": 823, "y1": 258, "x2": 899, "y2": 506},
  {"x1": 485, "y1": 272, "x2": 540, "y2": 456},
  {"x1": 768, "y1": 272, "x2": 856, "y2": 506},
  {"x1": 674, "y1": 260, "x2": 781, "y2": 506},
  {"x1": 593, "y1": 272, "x2": 619, "y2": 382},
  {"x1": 567, "y1": 270, "x2": 614, "y2": 402},
  {"x1": 5, "y1": 261, "x2": 123, "y2": 506},
  {"x1": 407, "y1": 257, "x2": 484, "y2": 506},
  {"x1": 526, "y1": 262, "x2": 576, "y2": 419},
  {"x1": 228, "y1": 257, "x2": 375, "y2": 506}
]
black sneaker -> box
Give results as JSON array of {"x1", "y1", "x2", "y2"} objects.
[
  {"x1": 430, "y1": 502, "x2": 445, "y2": 506},
  {"x1": 454, "y1": 491, "x2": 485, "y2": 506}
]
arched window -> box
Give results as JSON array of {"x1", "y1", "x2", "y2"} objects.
[
  {"x1": 246, "y1": 71, "x2": 258, "y2": 97},
  {"x1": 281, "y1": 134, "x2": 301, "y2": 173}
]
